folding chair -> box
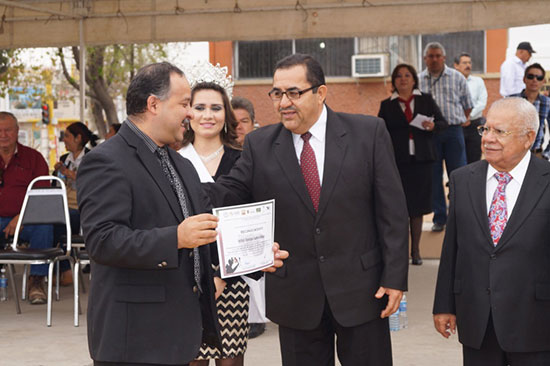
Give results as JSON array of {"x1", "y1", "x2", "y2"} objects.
[{"x1": 0, "y1": 176, "x2": 73, "y2": 326}]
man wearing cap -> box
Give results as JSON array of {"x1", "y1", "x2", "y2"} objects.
[{"x1": 500, "y1": 42, "x2": 535, "y2": 97}]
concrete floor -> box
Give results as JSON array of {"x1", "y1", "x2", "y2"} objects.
[{"x1": 0, "y1": 259, "x2": 462, "y2": 366}]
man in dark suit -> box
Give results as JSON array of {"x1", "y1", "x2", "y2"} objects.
[
  {"x1": 433, "y1": 97, "x2": 550, "y2": 365},
  {"x1": 77, "y1": 62, "x2": 225, "y2": 366},
  {"x1": 207, "y1": 54, "x2": 409, "y2": 365}
]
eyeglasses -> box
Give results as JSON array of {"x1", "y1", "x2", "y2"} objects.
[
  {"x1": 526, "y1": 73, "x2": 544, "y2": 81},
  {"x1": 268, "y1": 85, "x2": 322, "y2": 101},
  {"x1": 477, "y1": 125, "x2": 526, "y2": 138}
]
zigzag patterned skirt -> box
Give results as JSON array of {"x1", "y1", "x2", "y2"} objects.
[{"x1": 195, "y1": 277, "x2": 250, "y2": 360}]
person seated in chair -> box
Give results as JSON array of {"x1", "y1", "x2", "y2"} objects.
[{"x1": 0, "y1": 111, "x2": 53, "y2": 305}]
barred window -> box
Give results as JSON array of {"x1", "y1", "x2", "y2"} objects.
[{"x1": 236, "y1": 38, "x2": 354, "y2": 79}]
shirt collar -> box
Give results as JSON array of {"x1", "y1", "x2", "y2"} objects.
[
  {"x1": 486, "y1": 151, "x2": 531, "y2": 186},
  {"x1": 65, "y1": 149, "x2": 86, "y2": 167},
  {"x1": 513, "y1": 55, "x2": 526, "y2": 66},
  {"x1": 390, "y1": 89, "x2": 422, "y2": 101},
  {"x1": 125, "y1": 118, "x2": 160, "y2": 153},
  {"x1": 292, "y1": 104, "x2": 327, "y2": 143}
]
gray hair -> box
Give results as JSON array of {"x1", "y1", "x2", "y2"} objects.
[
  {"x1": 423, "y1": 42, "x2": 446, "y2": 57},
  {"x1": 231, "y1": 96, "x2": 255, "y2": 122},
  {"x1": 489, "y1": 97, "x2": 539, "y2": 132}
]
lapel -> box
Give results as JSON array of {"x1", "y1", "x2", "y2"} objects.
[
  {"x1": 390, "y1": 98, "x2": 409, "y2": 126},
  {"x1": 316, "y1": 108, "x2": 347, "y2": 222},
  {"x1": 467, "y1": 160, "x2": 494, "y2": 247},
  {"x1": 496, "y1": 156, "x2": 550, "y2": 251},
  {"x1": 273, "y1": 124, "x2": 316, "y2": 216},
  {"x1": 119, "y1": 123, "x2": 184, "y2": 222},
  {"x1": 169, "y1": 148, "x2": 203, "y2": 216}
]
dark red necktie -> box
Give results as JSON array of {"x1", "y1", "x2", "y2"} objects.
[
  {"x1": 300, "y1": 132, "x2": 321, "y2": 212},
  {"x1": 398, "y1": 95, "x2": 415, "y2": 139}
]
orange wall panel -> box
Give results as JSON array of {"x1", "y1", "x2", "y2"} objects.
[
  {"x1": 486, "y1": 29, "x2": 507, "y2": 73},
  {"x1": 209, "y1": 41, "x2": 233, "y2": 72}
]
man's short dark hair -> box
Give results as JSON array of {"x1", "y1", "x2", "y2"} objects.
[
  {"x1": 524, "y1": 63, "x2": 546, "y2": 78},
  {"x1": 453, "y1": 52, "x2": 471, "y2": 65},
  {"x1": 274, "y1": 53, "x2": 326, "y2": 89},
  {"x1": 126, "y1": 62, "x2": 184, "y2": 116},
  {"x1": 231, "y1": 97, "x2": 255, "y2": 122}
]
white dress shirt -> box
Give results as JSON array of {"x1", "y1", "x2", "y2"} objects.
[
  {"x1": 467, "y1": 75, "x2": 488, "y2": 120},
  {"x1": 486, "y1": 151, "x2": 531, "y2": 219},
  {"x1": 293, "y1": 104, "x2": 327, "y2": 185},
  {"x1": 500, "y1": 55, "x2": 527, "y2": 97}
]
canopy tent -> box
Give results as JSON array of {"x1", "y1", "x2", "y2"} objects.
[{"x1": 0, "y1": 0, "x2": 548, "y2": 48}]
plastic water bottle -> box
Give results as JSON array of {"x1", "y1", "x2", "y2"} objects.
[
  {"x1": 0, "y1": 267, "x2": 8, "y2": 301},
  {"x1": 389, "y1": 308, "x2": 400, "y2": 331},
  {"x1": 399, "y1": 294, "x2": 408, "y2": 329}
]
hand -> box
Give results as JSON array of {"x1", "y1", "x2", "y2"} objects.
[
  {"x1": 461, "y1": 119, "x2": 471, "y2": 127},
  {"x1": 3, "y1": 215, "x2": 19, "y2": 239},
  {"x1": 422, "y1": 121, "x2": 435, "y2": 131},
  {"x1": 262, "y1": 242, "x2": 289, "y2": 273},
  {"x1": 213, "y1": 276, "x2": 226, "y2": 300},
  {"x1": 374, "y1": 287, "x2": 403, "y2": 318},
  {"x1": 434, "y1": 313, "x2": 457, "y2": 338},
  {"x1": 177, "y1": 213, "x2": 218, "y2": 249},
  {"x1": 54, "y1": 161, "x2": 64, "y2": 171}
]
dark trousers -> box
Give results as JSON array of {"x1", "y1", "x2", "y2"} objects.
[
  {"x1": 432, "y1": 125, "x2": 467, "y2": 225},
  {"x1": 278, "y1": 299, "x2": 392, "y2": 366},
  {"x1": 463, "y1": 117, "x2": 484, "y2": 164},
  {"x1": 463, "y1": 315, "x2": 550, "y2": 366}
]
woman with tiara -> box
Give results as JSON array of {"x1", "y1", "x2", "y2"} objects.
[{"x1": 179, "y1": 61, "x2": 250, "y2": 366}]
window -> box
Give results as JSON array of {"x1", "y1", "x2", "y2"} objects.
[{"x1": 236, "y1": 38, "x2": 354, "y2": 79}]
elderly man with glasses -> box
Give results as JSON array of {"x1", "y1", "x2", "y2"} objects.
[
  {"x1": 510, "y1": 63, "x2": 550, "y2": 159},
  {"x1": 206, "y1": 53, "x2": 409, "y2": 366},
  {"x1": 434, "y1": 97, "x2": 550, "y2": 365}
]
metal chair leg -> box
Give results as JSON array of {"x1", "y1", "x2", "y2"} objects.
[
  {"x1": 7, "y1": 264, "x2": 21, "y2": 314},
  {"x1": 79, "y1": 263, "x2": 87, "y2": 294},
  {"x1": 55, "y1": 261, "x2": 60, "y2": 301},
  {"x1": 21, "y1": 264, "x2": 28, "y2": 301},
  {"x1": 47, "y1": 263, "x2": 54, "y2": 327},
  {"x1": 74, "y1": 261, "x2": 80, "y2": 327}
]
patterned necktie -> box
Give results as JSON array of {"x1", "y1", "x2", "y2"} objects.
[
  {"x1": 398, "y1": 95, "x2": 414, "y2": 139},
  {"x1": 488, "y1": 172, "x2": 512, "y2": 246},
  {"x1": 157, "y1": 147, "x2": 202, "y2": 292},
  {"x1": 300, "y1": 132, "x2": 321, "y2": 212}
]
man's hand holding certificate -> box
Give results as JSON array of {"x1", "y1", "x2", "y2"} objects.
[{"x1": 213, "y1": 199, "x2": 287, "y2": 278}]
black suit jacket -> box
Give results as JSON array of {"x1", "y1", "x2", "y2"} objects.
[
  {"x1": 77, "y1": 123, "x2": 220, "y2": 364},
  {"x1": 434, "y1": 156, "x2": 550, "y2": 352},
  {"x1": 207, "y1": 107, "x2": 409, "y2": 330},
  {"x1": 378, "y1": 92, "x2": 447, "y2": 164}
]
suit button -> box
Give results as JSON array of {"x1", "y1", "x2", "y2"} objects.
[
  {"x1": 486, "y1": 288, "x2": 491, "y2": 294},
  {"x1": 490, "y1": 254, "x2": 496, "y2": 259},
  {"x1": 193, "y1": 285, "x2": 199, "y2": 293},
  {"x1": 315, "y1": 228, "x2": 321, "y2": 235},
  {"x1": 319, "y1": 256, "x2": 326, "y2": 262}
]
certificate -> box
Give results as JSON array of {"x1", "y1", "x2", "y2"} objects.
[
  {"x1": 212, "y1": 199, "x2": 275, "y2": 279},
  {"x1": 409, "y1": 113, "x2": 434, "y2": 130}
]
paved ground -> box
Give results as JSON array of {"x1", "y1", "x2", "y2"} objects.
[{"x1": 0, "y1": 259, "x2": 462, "y2": 366}]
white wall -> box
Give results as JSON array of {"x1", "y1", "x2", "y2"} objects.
[{"x1": 508, "y1": 24, "x2": 550, "y2": 69}]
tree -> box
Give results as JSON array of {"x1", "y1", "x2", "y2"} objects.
[{"x1": 57, "y1": 44, "x2": 167, "y2": 137}]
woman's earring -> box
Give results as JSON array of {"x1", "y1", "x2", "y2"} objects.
[{"x1": 224, "y1": 122, "x2": 227, "y2": 134}]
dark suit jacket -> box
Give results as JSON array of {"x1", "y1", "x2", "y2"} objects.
[
  {"x1": 77, "y1": 123, "x2": 220, "y2": 364},
  {"x1": 207, "y1": 107, "x2": 409, "y2": 330},
  {"x1": 378, "y1": 92, "x2": 447, "y2": 164},
  {"x1": 433, "y1": 156, "x2": 550, "y2": 352}
]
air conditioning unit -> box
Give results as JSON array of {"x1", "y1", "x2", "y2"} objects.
[{"x1": 352, "y1": 54, "x2": 388, "y2": 77}]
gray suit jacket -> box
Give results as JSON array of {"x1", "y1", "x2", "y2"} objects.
[
  {"x1": 434, "y1": 155, "x2": 550, "y2": 352},
  {"x1": 207, "y1": 107, "x2": 409, "y2": 330},
  {"x1": 77, "y1": 122, "x2": 220, "y2": 364}
]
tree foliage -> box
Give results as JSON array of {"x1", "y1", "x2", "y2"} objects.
[{"x1": 57, "y1": 44, "x2": 168, "y2": 137}]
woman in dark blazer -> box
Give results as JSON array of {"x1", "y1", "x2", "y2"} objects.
[{"x1": 378, "y1": 63, "x2": 448, "y2": 265}]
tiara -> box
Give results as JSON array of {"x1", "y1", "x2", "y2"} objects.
[{"x1": 185, "y1": 60, "x2": 234, "y2": 99}]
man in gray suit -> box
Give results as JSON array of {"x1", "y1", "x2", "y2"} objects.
[{"x1": 434, "y1": 97, "x2": 550, "y2": 365}]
